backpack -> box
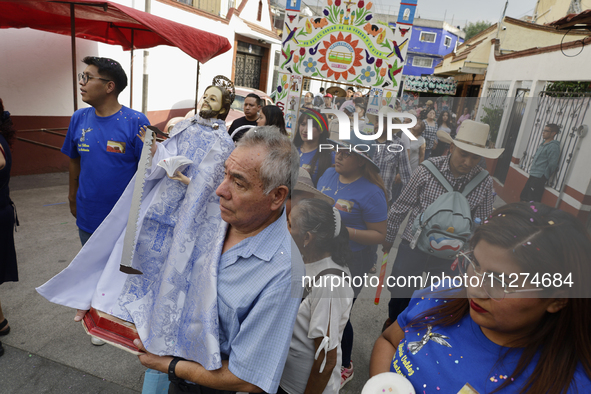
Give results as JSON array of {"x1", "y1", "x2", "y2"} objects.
[{"x1": 410, "y1": 161, "x2": 489, "y2": 260}]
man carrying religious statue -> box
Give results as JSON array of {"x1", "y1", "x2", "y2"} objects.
[
  {"x1": 135, "y1": 127, "x2": 304, "y2": 394},
  {"x1": 37, "y1": 76, "x2": 237, "y2": 371}
]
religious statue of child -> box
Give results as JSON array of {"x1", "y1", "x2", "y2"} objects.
[{"x1": 37, "y1": 76, "x2": 236, "y2": 370}]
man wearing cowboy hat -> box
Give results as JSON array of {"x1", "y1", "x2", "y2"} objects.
[{"x1": 383, "y1": 120, "x2": 503, "y2": 327}]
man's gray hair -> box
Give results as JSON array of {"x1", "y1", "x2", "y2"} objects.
[{"x1": 237, "y1": 126, "x2": 299, "y2": 194}]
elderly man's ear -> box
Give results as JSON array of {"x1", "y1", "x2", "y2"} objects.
[{"x1": 269, "y1": 185, "x2": 290, "y2": 211}]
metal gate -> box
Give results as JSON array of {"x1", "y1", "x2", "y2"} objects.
[
  {"x1": 494, "y1": 88, "x2": 529, "y2": 183},
  {"x1": 235, "y1": 41, "x2": 263, "y2": 89},
  {"x1": 520, "y1": 90, "x2": 591, "y2": 191},
  {"x1": 478, "y1": 82, "x2": 510, "y2": 148}
]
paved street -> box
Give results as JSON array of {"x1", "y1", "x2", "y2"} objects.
[
  {"x1": 1, "y1": 173, "x2": 145, "y2": 393},
  {"x1": 0, "y1": 171, "x2": 505, "y2": 393}
]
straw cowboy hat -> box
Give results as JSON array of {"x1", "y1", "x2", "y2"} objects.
[
  {"x1": 294, "y1": 168, "x2": 335, "y2": 205},
  {"x1": 326, "y1": 86, "x2": 346, "y2": 97},
  {"x1": 452, "y1": 120, "x2": 504, "y2": 159},
  {"x1": 436, "y1": 129, "x2": 454, "y2": 145}
]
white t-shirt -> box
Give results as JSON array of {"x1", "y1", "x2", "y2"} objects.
[
  {"x1": 438, "y1": 125, "x2": 451, "y2": 134},
  {"x1": 279, "y1": 257, "x2": 354, "y2": 394},
  {"x1": 406, "y1": 135, "x2": 425, "y2": 173}
]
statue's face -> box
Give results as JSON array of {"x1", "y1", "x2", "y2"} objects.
[{"x1": 199, "y1": 87, "x2": 225, "y2": 119}]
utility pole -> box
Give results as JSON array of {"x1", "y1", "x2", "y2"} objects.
[{"x1": 142, "y1": 0, "x2": 151, "y2": 115}]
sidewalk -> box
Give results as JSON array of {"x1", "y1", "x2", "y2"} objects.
[
  {"x1": 1, "y1": 172, "x2": 145, "y2": 393},
  {"x1": 0, "y1": 171, "x2": 506, "y2": 393}
]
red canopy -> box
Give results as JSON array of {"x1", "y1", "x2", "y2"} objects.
[{"x1": 0, "y1": 0, "x2": 231, "y2": 63}]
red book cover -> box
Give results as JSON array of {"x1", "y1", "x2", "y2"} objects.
[{"x1": 82, "y1": 307, "x2": 143, "y2": 355}]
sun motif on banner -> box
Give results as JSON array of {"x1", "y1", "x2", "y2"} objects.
[{"x1": 317, "y1": 32, "x2": 364, "y2": 81}]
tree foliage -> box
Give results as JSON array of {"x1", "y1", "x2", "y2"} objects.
[
  {"x1": 546, "y1": 81, "x2": 591, "y2": 93},
  {"x1": 463, "y1": 21, "x2": 493, "y2": 41}
]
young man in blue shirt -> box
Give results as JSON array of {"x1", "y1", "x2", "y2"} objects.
[
  {"x1": 519, "y1": 123, "x2": 561, "y2": 202},
  {"x1": 62, "y1": 57, "x2": 148, "y2": 347},
  {"x1": 62, "y1": 56, "x2": 149, "y2": 246}
]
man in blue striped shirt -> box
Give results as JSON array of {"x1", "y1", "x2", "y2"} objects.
[{"x1": 135, "y1": 127, "x2": 304, "y2": 394}]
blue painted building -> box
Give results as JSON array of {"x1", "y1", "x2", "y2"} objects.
[{"x1": 399, "y1": 19, "x2": 465, "y2": 77}]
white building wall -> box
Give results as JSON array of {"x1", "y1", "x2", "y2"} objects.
[
  {"x1": 141, "y1": 0, "x2": 235, "y2": 111},
  {"x1": 0, "y1": 28, "x2": 96, "y2": 116},
  {"x1": 483, "y1": 43, "x2": 591, "y2": 199},
  {"x1": 239, "y1": 0, "x2": 272, "y2": 28}
]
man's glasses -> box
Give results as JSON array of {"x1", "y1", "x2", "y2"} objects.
[
  {"x1": 78, "y1": 73, "x2": 112, "y2": 85},
  {"x1": 457, "y1": 251, "x2": 544, "y2": 301}
]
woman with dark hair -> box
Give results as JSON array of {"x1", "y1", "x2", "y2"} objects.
[
  {"x1": 431, "y1": 110, "x2": 454, "y2": 157},
  {"x1": 0, "y1": 99, "x2": 18, "y2": 357},
  {"x1": 437, "y1": 110, "x2": 453, "y2": 135},
  {"x1": 257, "y1": 105, "x2": 287, "y2": 135},
  {"x1": 317, "y1": 142, "x2": 387, "y2": 389},
  {"x1": 279, "y1": 199, "x2": 354, "y2": 394},
  {"x1": 293, "y1": 109, "x2": 334, "y2": 186},
  {"x1": 370, "y1": 202, "x2": 591, "y2": 393}
]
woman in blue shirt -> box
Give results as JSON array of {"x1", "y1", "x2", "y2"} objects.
[
  {"x1": 293, "y1": 109, "x2": 334, "y2": 186},
  {"x1": 370, "y1": 202, "x2": 591, "y2": 394},
  {"x1": 317, "y1": 140, "x2": 387, "y2": 389}
]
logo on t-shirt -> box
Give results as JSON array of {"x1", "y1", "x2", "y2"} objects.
[
  {"x1": 335, "y1": 199, "x2": 354, "y2": 213},
  {"x1": 80, "y1": 127, "x2": 92, "y2": 142},
  {"x1": 107, "y1": 140, "x2": 126, "y2": 154}
]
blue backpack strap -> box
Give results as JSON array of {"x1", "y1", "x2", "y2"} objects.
[
  {"x1": 462, "y1": 170, "x2": 489, "y2": 197},
  {"x1": 421, "y1": 160, "x2": 454, "y2": 193}
]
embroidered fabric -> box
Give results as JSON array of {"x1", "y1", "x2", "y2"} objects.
[{"x1": 37, "y1": 115, "x2": 234, "y2": 370}]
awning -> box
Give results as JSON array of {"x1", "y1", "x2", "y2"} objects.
[
  {"x1": 0, "y1": 0, "x2": 232, "y2": 111},
  {"x1": 548, "y1": 9, "x2": 591, "y2": 30},
  {"x1": 0, "y1": 0, "x2": 232, "y2": 63}
]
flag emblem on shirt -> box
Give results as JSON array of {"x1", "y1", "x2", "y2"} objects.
[{"x1": 107, "y1": 140, "x2": 126, "y2": 153}]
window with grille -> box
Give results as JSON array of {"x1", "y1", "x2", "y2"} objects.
[
  {"x1": 257, "y1": 0, "x2": 262, "y2": 21},
  {"x1": 412, "y1": 57, "x2": 433, "y2": 68},
  {"x1": 419, "y1": 31, "x2": 437, "y2": 43},
  {"x1": 444, "y1": 36, "x2": 452, "y2": 47},
  {"x1": 303, "y1": 78, "x2": 311, "y2": 91}
]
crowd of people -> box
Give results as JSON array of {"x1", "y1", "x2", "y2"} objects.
[{"x1": 1, "y1": 57, "x2": 590, "y2": 394}]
